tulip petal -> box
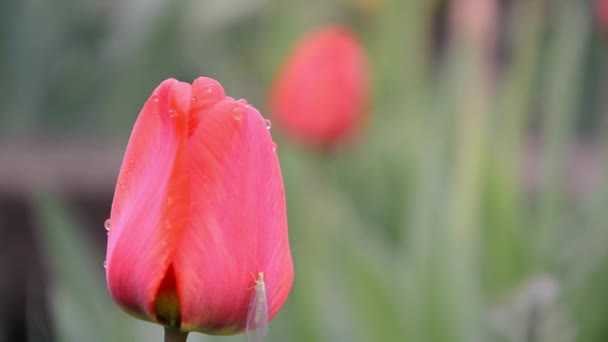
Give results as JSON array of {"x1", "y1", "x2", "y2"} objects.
[
  {"x1": 106, "y1": 79, "x2": 192, "y2": 321},
  {"x1": 173, "y1": 93, "x2": 293, "y2": 333}
]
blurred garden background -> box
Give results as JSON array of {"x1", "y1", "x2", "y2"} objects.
[{"x1": 2, "y1": 0, "x2": 608, "y2": 341}]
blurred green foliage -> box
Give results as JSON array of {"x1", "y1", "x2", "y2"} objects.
[{"x1": 4, "y1": 0, "x2": 608, "y2": 341}]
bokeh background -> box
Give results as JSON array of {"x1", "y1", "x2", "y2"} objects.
[{"x1": 2, "y1": 0, "x2": 608, "y2": 341}]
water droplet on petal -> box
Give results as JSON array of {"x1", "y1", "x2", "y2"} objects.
[
  {"x1": 238, "y1": 98, "x2": 248, "y2": 106},
  {"x1": 126, "y1": 159, "x2": 135, "y2": 175},
  {"x1": 271, "y1": 142, "x2": 278, "y2": 152},
  {"x1": 104, "y1": 219, "x2": 111, "y2": 231},
  {"x1": 103, "y1": 260, "x2": 107, "y2": 269},
  {"x1": 191, "y1": 96, "x2": 198, "y2": 103},
  {"x1": 203, "y1": 85, "x2": 213, "y2": 93},
  {"x1": 169, "y1": 109, "x2": 177, "y2": 118},
  {"x1": 232, "y1": 107, "x2": 244, "y2": 121},
  {"x1": 153, "y1": 96, "x2": 159, "y2": 103},
  {"x1": 264, "y1": 119, "x2": 272, "y2": 130}
]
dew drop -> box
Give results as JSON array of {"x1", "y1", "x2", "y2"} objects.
[
  {"x1": 271, "y1": 142, "x2": 278, "y2": 152},
  {"x1": 238, "y1": 98, "x2": 248, "y2": 106},
  {"x1": 191, "y1": 96, "x2": 198, "y2": 103},
  {"x1": 104, "y1": 219, "x2": 111, "y2": 231},
  {"x1": 153, "y1": 96, "x2": 159, "y2": 103},
  {"x1": 232, "y1": 107, "x2": 244, "y2": 121},
  {"x1": 264, "y1": 119, "x2": 272, "y2": 130},
  {"x1": 126, "y1": 159, "x2": 134, "y2": 175},
  {"x1": 169, "y1": 109, "x2": 177, "y2": 118},
  {"x1": 203, "y1": 84, "x2": 213, "y2": 93},
  {"x1": 103, "y1": 260, "x2": 107, "y2": 269}
]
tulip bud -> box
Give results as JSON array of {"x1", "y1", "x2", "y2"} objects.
[
  {"x1": 270, "y1": 26, "x2": 371, "y2": 148},
  {"x1": 105, "y1": 77, "x2": 293, "y2": 335}
]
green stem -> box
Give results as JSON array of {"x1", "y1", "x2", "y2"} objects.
[{"x1": 164, "y1": 327, "x2": 188, "y2": 342}]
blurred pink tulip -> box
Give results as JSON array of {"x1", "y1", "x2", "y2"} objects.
[{"x1": 270, "y1": 26, "x2": 371, "y2": 148}]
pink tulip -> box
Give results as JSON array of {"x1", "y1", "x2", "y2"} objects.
[
  {"x1": 270, "y1": 26, "x2": 371, "y2": 148},
  {"x1": 105, "y1": 77, "x2": 293, "y2": 335}
]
